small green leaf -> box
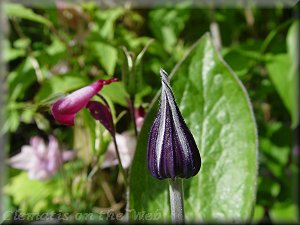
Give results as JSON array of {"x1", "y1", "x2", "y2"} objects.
[
  {"x1": 286, "y1": 21, "x2": 299, "y2": 128},
  {"x1": 4, "y1": 3, "x2": 52, "y2": 27},
  {"x1": 149, "y1": 3, "x2": 190, "y2": 52},
  {"x1": 4, "y1": 39, "x2": 25, "y2": 62},
  {"x1": 269, "y1": 202, "x2": 299, "y2": 223},
  {"x1": 13, "y1": 38, "x2": 31, "y2": 49},
  {"x1": 266, "y1": 21, "x2": 299, "y2": 128},
  {"x1": 259, "y1": 122, "x2": 291, "y2": 177},
  {"x1": 251, "y1": 205, "x2": 265, "y2": 223},
  {"x1": 129, "y1": 34, "x2": 258, "y2": 223},
  {"x1": 8, "y1": 57, "x2": 37, "y2": 101},
  {"x1": 3, "y1": 106, "x2": 20, "y2": 133},
  {"x1": 34, "y1": 113, "x2": 50, "y2": 131},
  {"x1": 266, "y1": 53, "x2": 298, "y2": 128},
  {"x1": 101, "y1": 82, "x2": 128, "y2": 107},
  {"x1": 46, "y1": 37, "x2": 66, "y2": 56},
  {"x1": 21, "y1": 108, "x2": 35, "y2": 123},
  {"x1": 90, "y1": 42, "x2": 118, "y2": 76},
  {"x1": 94, "y1": 8, "x2": 125, "y2": 40}
]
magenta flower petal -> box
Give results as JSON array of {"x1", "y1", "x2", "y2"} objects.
[
  {"x1": 51, "y1": 78, "x2": 117, "y2": 125},
  {"x1": 51, "y1": 99, "x2": 76, "y2": 125},
  {"x1": 86, "y1": 101, "x2": 115, "y2": 135}
]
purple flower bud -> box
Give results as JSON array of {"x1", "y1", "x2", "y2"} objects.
[
  {"x1": 51, "y1": 78, "x2": 118, "y2": 126},
  {"x1": 147, "y1": 69, "x2": 201, "y2": 180}
]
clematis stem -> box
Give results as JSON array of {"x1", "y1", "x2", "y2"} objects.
[
  {"x1": 169, "y1": 178, "x2": 185, "y2": 224},
  {"x1": 96, "y1": 93, "x2": 128, "y2": 187},
  {"x1": 129, "y1": 97, "x2": 138, "y2": 137},
  {"x1": 112, "y1": 135, "x2": 128, "y2": 187}
]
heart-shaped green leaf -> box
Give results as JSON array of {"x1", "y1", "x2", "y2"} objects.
[{"x1": 129, "y1": 34, "x2": 258, "y2": 223}]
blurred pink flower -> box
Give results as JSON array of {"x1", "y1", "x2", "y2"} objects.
[
  {"x1": 102, "y1": 131, "x2": 136, "y2": 169},
  {"x1": 51, "y1": 78, "x2": 117, "y2": 126},
  {"x1": 293, "y1": 145, "x2": 299, "y2": 156},
  {"x1": 8, "y1": 136, "x2": 75, "y2": 180}
]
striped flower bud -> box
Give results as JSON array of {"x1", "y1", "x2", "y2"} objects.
[{"x1": 147, "y1": 69, "x2": 201, "y2": 180}]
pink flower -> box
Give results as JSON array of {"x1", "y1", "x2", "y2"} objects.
[
  {"x1": 101, "y1": 131, "x2": 136, "y2": 169},
  {"x1": 8, "y1": 136, "x2": 75, "y2": 180},
  {"x1": 51, "y1": 78, "x2": 118, "y2": 126}
]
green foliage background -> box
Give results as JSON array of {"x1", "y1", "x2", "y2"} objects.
[{"x1": 1, "y1": 1, "x2": 299, "y2": 224}]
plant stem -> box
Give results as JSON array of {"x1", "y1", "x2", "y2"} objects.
[
  {"x1": 169, "y1": 178, "x2": 185, "y2": 224},
  {"x1": 96, "y1": 93, "x2": 128, "y2": 187},
  {"x1": 112, "y1": 135, "x2": 128, "y2": 187},
  {"x1": 129, "y1": 97, "x2": 138, "y2": 137}
]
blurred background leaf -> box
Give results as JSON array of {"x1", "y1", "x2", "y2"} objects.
[
  {"x1": 149, "y1": 3, "x2": 191, "y2": 53},
  {"x1": 265, "y1": 21, "x2": 298, "y2": 128},
  {"x1": 4, "y1": 3, "x2": 52, "y2": 27},
  {"x1": 3, "y1": 2, "x2": 299, "y2": 224}
]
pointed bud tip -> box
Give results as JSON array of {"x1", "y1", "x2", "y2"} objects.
[
  {"x1": 160, "y1": 68, "x2": 169, "y2": 85},
  {"x1": 160, "y1": 68, "x2": 167, "y2": 76}
]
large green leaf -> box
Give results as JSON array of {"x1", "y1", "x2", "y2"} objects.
[{"x1": 129, "y1": 34, "x2": 258, "y2": 223}]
